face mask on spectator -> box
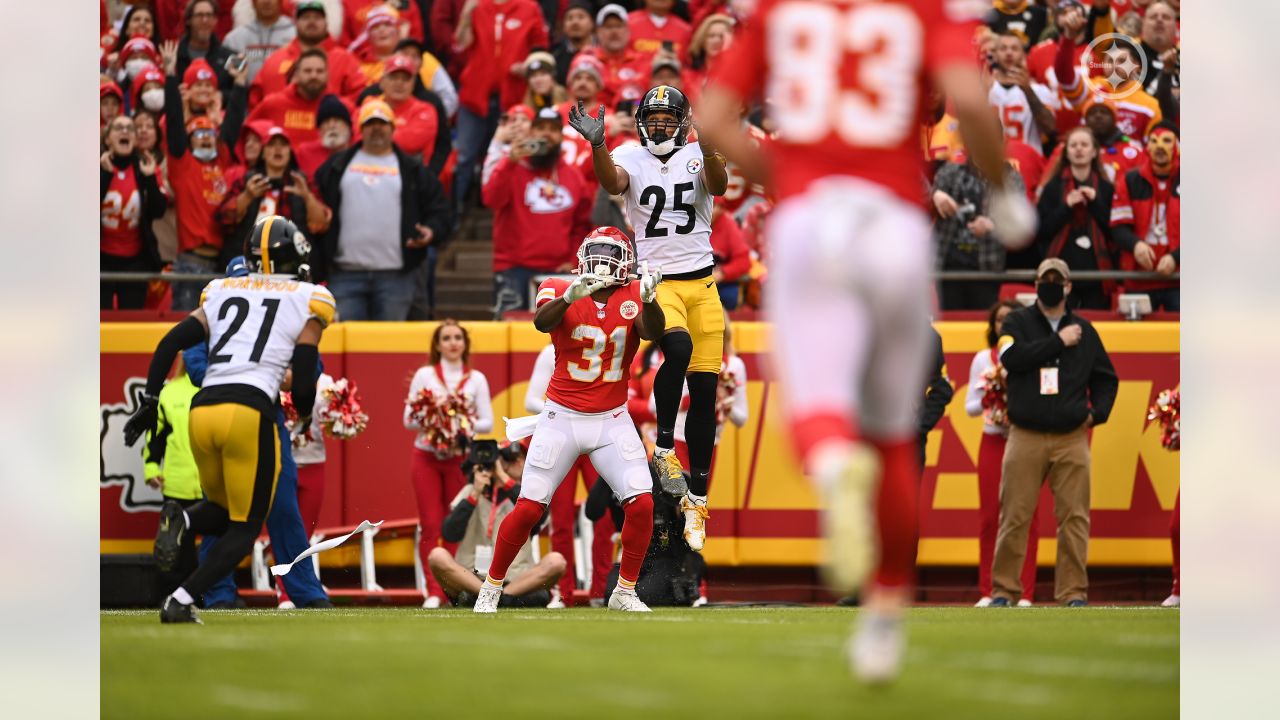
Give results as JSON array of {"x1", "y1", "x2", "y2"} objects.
[
  {"x1": 125, "y1": 59, "x2": 151, "y2": 80},
  {"x1": 141, "y1": 89, "x2": 165, "y2": 112},
  {"x1": 1037, "y1": 281, "x2": 1065, "y2": 307},
  {"x1": 321, "y1": 125, "x2": 352, "y2": 150},
  {"x1": 192, "y1": 147, "x2": 218, "y2": 162}
]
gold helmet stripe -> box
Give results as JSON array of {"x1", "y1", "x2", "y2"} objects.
[
  {"x1": 655, "y1": 86, "x2": 668, "y2": 102},
  {"x1": 259, "y1": 215, "x2": 276, "y2": 274}
]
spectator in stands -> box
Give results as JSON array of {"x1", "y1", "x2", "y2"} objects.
[
  {"x1": 101, "y1": 81, "x2": 126, "y2": 130},
  {"x1": 394, "y1": 37, "x2": 460, "y2": 119},
  {"x1": 990, "y1": 31, "x2": 1058, "y2": 156},
  {"x1": 132, "y1": 65, "x2": 168, "y2": 115},
  {"x1": 342, "y1": 0, "x2": 426, "y2": 47},
  {"x1": 253, "y1": 1, "x2": 368, "y2": 106},
  {"x1": 430, "y1": 0, "x2": 468, "y2": 75},
  {"x1": 351, "y1": 5, "x2": 407, "y2": 85},
  {"x1": 1026, "y1": 0, "x2": 1113, "y2": 87},
  {"x1": 986, "y1": 0, "x2": 1047, "y2": 49},
  {"x1": 1137, "y1": 2, "x2": 1179, "y2": 98},
  {"x1": 586, "y1": 5, "x2": 648, "y2": 109},
  {"x1": 1058, "y1": 30, "x2": 1162, "y2": 141},
  {"x1": 380, "y1": 55, "x2": 448, "y2": 172},
  {"x1": 522, "y1": 51, "x2": 567, "y2": 111},
  {"x1": 1111, "y1": 121, "x2": 1180, "y2": 311},
  {"x1": 314, "y1": 99, "x2": 453, "y2": 320},
  {"x1": 175, "y1": 0, "x2": 235, "y2": 94},
  {"x1": 116, "y1": 38, "x2": 164, "y2": 109},
  {"x1": 294, "y1": 95, "x2": 354, "y2": 179},
  {"x1": 104, "y1": 4, "x2": 163, "y2": 74},
  {"x1": 405, "y1": 321, "x2": 495, "y2": 608},
  {"x1": 990, "y1": 258, "x2": 1118, "y2": 607},
  {"x1": 628, "y1": 0, "x2": 692, "y2": 62},
  {"x1": 650, "y1": 53, "x2": 683, "y2": 91},
  {"x1": 156, "y1": 0, "x2": 236, "y2": 41},
  {"x1": 932, "y1": 160, "x2": 1025, "y2": 310},
  {"x1": 223, "y1": 0, "x2": 297, "y2": 84},
  {"x1": 453, "y1": 0, "x2": 550, "y2": 212},
  {"x1": 220, "y1": 126, "x2": 332, "y2": 250},
  {"x1": 709, "y1": 203, "x2": 751, "y2": 310},
  {"x1": 247, "y1": 48, "x2": 335, "y2": 146},
  {"x1": 688, "y1": 12, "x2": 733, "y2": 81},
  {"x1": 144, "y1": 355, "x2": 202, "y2": 598},
  {"x1": 1078, "y1": 101, "x2": 1145, "y2": 182},
  {"x1": 965, "y1": 299, "x2": 1040, "y2": 608},
  {"x1": 134, "y1": 109, "x2": 180, "y2": 262},
  {"x1": 101, "y1": 115, "x2": 166, "y2": 310},
  {"x1": 428, "y1": 442, "x2": 567, "y2": 609},
  {"x1": 484, "y1": 108, "x2": 593, "y2": 316},
  {"x1": 1036, "y1": 126, "x2": 1116, "y2": 310},
  {"x1": 552, "y1": 1, "x2": 595, "y2": 85},
  {"x1": 482, "y1": 104, "x2": 534, "y2": 185},
  {"x1": 162, "y1": 43, "x2": 249, "y2": 308}
]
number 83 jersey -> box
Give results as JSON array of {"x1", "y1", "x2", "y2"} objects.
[
  {"x1": 612, "y1": 142, "x2": 714, "y2": 275},
  {"x1": 537, "y1": 277, "x2": 644, "y2": 414},
  {"x1": 200, "y1": 276, "x2": 336, "y2": 402}
]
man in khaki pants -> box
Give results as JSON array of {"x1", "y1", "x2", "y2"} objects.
[{"x1": 989, "y1": 259, "x2": 1118, "y2": 606}]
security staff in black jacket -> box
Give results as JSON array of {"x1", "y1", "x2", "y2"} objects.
[
  {"x1": 989, "y1": 258, "x2": 1118, "y2": 607},
  {"x1": 918, "y1": 325, "x2": 955, "y2": 471}
]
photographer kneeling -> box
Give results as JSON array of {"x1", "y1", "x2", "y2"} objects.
[
  {"x1": 427, "y1": 440, "x2": 566, "y2": 608},
  {"x1": 593, "y1": 470, "x2": 706, "y2": 607}
]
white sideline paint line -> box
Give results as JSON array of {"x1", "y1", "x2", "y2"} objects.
[
  {"x1": 211, "y1": 685, "x2": 306, "y2": 713},
  {"x1": 911, "y1": 649, "x2": 1178, "y2": 684}
]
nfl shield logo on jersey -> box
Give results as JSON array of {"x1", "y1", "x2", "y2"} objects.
[
  {"x1": 620, "y1": 300, "x2": 639, "y2": 320},
  {"x1": 686, "y1": 158, "x2": 703, "y2": 174}
]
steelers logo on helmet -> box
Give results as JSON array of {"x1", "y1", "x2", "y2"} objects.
[
  {"x1": 635, "y1": 85, "x2": 691, "y2": 156},
  {"x1": 245, "y1": 214, "x2": 311, "y2": 281},
  {"x1": 576, "y1": 227, "x2": 635, "y2": 286}
]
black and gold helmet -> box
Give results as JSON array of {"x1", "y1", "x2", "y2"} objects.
[
  {"x1": 635, "y1": 85, "x2": 691, "y2": 156},
  {"x1": 244, "y1": 215, "x2": 311, "y2": 280}
]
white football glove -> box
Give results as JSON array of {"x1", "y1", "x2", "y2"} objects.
[
  {"x1": 639, "y1": 262, "x2": 662, "y2": 304},
  {"x1": 564, "y1": 274, "x2": 607, "y2": 304},
  {"x1": 988, "y1": 179, "x2": 1037, "y2": 251}
]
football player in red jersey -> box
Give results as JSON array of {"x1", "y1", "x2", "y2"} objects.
[
  {"x1": 474, "y1": 228, "x2": 665, "y2": 614},
  {"x1": 699, "y1": 0, "x2": 1035, "y2": 682}
]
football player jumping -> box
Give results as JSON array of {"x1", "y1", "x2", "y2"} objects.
[
  {"x1": 698, "y1": 0, "x2": 1036, "y2": 682},
  {"x1": 571, "y1": 85, "x2": 727, "y2": 556},
  {"x1": 475, "y1": 227, "x2": 665, "y2": 613},
  {"x1": 122, "y1": 215, "x2": 335, "y2": 624}
]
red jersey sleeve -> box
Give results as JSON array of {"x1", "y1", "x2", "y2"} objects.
[
  {"x1": 923, "y1": 0, "x2": 983, "y2": 74},
  {"x1": 536, "y1": 277, "x2": 570, "y2": 308},
  {"x1": 705, "y1": 3, "x2": 766, "y2": 101}
]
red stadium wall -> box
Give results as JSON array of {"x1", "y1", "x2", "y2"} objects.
[{"x1": 100, "y1": 321, "x2": 1179, "y2": 568}]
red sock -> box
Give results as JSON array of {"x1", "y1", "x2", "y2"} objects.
[
  {"x1": 617, "y1": 494, "x2": 654, "y2": 588},
  {"x1": 487, "y1": 498, "x2": 546, "y2": 582},
  {"x1": 790, "y1": 411, "x2": 858, "y2": 467},
  {"x1": 870, "y1": 437, "x2": 919, "y2": 589}
]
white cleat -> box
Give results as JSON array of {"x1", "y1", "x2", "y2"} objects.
[
  {"x1": 974, "y1": 596, "x2": 993, "y2": 608},
  {"x1": 692, "y1": 596, "x2": 708, "y2": 608},
  {"x1": 816, "y1": 443, "x2": 880, "y2": 595},
  {"x1": 849, "y1": 614, "x2": 905, "y2": 685},
  {"x1": 422, "y1": 595, "x2": 443, "y2": 609},
  {"x1": 680, "y1": 495, "x2": 709, "y2": 551},
  {"x1": 474, "y1": 584, "x2": 502, "y2": 614},
  {"x1": 1017, "y1": 599, "x2": 1033, "y2": 608},
  {"x1": 1161, "y1": 594, "x2": 1180, "y2": 608},
  {"x1": 277, "y1": 600, "x2": 296, "y2": 610},
  {"x1": 546, "y1": 590, "x2": 566, "y2": 609},
  {"x1": 608, "y1": 591, "x2": 652, "y2": 612}
]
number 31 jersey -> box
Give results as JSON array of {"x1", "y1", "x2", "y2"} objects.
[
  {"x1": 708, "y1": 0, "x2": 980, "y2": 204},
  {"x1": 536, "y1": 278, "x2": 644, "y2": 413},
  {"x1": 612, "y1": 142, "x2": 714, "y2": 275},
  {"x1": 200, "y1": 275, "x2": 336, "y2": 402}
]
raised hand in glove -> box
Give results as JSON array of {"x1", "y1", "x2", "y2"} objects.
[
  {"x1": 638, "y1": 262, "x2": 662, "y2": 304},
  {"x1": 568, "y1": 101, "x2": 607, "y2": 148},
  {"x1": 122, "y1": 395, "x2": 160, "y2": 447},
  {"x1": 564, "y1": 274, "x2": 607, "y2": 304}
]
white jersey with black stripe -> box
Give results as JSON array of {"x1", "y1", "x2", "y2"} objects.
[{"x1": 613, "y1": 142, "x2": 714, "y2": 275}]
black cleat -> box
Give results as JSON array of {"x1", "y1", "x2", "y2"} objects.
[
  {"x1": 160, "y1": 597, "x2": 202, "y2": 624},
  {"x1": 153, "y1": 501, "x2": 188, "y2": 573}
]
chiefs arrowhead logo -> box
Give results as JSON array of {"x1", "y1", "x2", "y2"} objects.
[{"x1": 101, "y1": 377, "x2": 164, "y2": 513}]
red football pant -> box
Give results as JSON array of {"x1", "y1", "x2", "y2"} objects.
[
  {"x1": 296, "y1": 462, "x2": 326, "y2": 537},
  {"x1": 1170, "y1": 491, "x2": 1180, "y2": 595},
  {"x1": 411, "y1": 448, "x2": 466, "y2": 598},
  {"x1": 871, "y1": 438, "x2": 919, "y2": 589},
  {"x1": 547, "y1": 456, "x2": 611, "y2": 606},
  {"x1": 977, "y1": 433, "x2": 1039, "y2": 600},
  {"x1": 618, "y1": 494, "x2": 654, "y2": 585}
]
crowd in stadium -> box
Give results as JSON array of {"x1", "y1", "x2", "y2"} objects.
[{"x1": 100, "y1": 0, "x2": 1180, "y2": 316}]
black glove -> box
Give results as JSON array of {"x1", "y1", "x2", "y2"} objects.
[{"x1": 122, "y1": 395, "x2": 160, "y2": 447}]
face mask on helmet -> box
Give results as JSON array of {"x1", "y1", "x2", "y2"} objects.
[
  {"x1": 577, "y1": 238, "x2": 633, "y2": 285},
  {"x1": 637, "y1": 95, "x2": 689, "y2": 156},
  {"x1": 141, "y1": 88, "x2": 165, "y2": 112}
]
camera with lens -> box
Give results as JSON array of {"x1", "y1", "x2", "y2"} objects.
[
  {"x1": 955, "y1": 201, "x2": 977, "y2": 223},
  {"x1": 465, "y1": 439, "x2": 500, "y2": 469},
  {"x1": 523, "y1": 137, "x2": 549, "y2": 156}
]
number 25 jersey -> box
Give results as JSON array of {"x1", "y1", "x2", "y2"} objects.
[
  {"x1": 612, "y1": 142, "x2": 714, "y2": 275},
  {"x1": 200, "y1": 276, "x2": 336, "y2": 402},
  {"x1": 536, "y1": 277, "x2": 644, "y2": 413}
]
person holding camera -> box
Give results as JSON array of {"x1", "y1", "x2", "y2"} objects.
[
  {"x1": 483, "y1": 107, "x2": 594, "y2": 317},
  {"x1": 427, "y1": 441, "x2": 567, "y2": 608},
  {"x1": 931, "y1": 159, "x2": 1027, "y2": 310},
  {"x1": 989, "y1": 258, "x2": 1118, "y2": 607}
]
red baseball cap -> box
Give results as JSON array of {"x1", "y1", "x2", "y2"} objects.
[
  {"x1": 504, "y1": 104, "x2": 535, "y2": 121},
  {"x1": 183, "y1": 58, "x2": 217, "y2": 86},
  {"x1": 121, "y1": 37, "x2": 160, "y2": 64},
  {"x1": 383, "y1": 54, "x2": 416, "y2": 76}
]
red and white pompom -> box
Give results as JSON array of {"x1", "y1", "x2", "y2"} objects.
[
  {"x1": 1147, "y1": 388, "x2": 1180, "y2": 451},
  {"x1": 317, "y1": 378, "x2": 369, "y2": 440},
  {"x1": 981, "y1": 364, "x2": 1010, "y2": 428},
  {"x1": 406, "y1": 388, "x2": 477, "y2": 457}
]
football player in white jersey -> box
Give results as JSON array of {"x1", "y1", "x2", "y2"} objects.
[
  {"x1": 570, "y1": 86, "x2": 728, "y2": 554},
  {"x1": 123, "y1": 215, "x2": 336, "y2": 624}
]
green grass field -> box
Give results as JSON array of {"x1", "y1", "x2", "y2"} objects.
[{"x1": 101, "y1": 606, "x2": 1178, "y2": 719}]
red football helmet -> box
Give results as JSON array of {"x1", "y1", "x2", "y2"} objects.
[{"x1": 575, "y1": 227, "x2": 634, "y2": 286}]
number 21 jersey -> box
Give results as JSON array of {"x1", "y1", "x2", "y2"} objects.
[
  {"x1": 200, "y1": 276, "x2": 336, "y2": 402},
  {"x1": 536, "y1": 277, "x2": 643, "y2": 413},
  {"x1": 709, "y1": 0, "x2": 979, "y2": 204},
  {"x1": 612, "y1": 142, "x2": 714, "y2": 275}
]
